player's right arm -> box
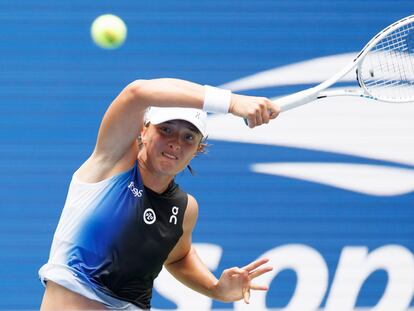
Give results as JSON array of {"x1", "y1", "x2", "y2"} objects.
[
  {"x1": 77, "y1": 79, "x2": 279, "y2": 181},
  {"x1": 77, "y1": 79, "x2": 207, "y2": 181},
  {"x1": 94, "y1": 79, "x2": 206, "y2": 164}
]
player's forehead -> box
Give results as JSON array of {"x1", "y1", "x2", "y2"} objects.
[{"x1": 156, "y1": 120, "x2": 200, "y2": 134}]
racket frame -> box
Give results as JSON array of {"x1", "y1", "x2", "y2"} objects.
[{"x1": 278, "y1": 14, "x2": 414, "y2": 112}]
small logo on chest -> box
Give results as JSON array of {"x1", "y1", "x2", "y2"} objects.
[
  {"x1": 128, "y1": 181, "x2": 143, "y2": 198},
  {"x1": 143, "y1": 208, "x2": 156, "y2": 225},
  {"x1": 169, "y1": 206, "x2": 179, "y2": 225}
]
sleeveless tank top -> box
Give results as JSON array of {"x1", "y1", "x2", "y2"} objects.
[{"x1": 39, "y1": 161, "x2": 188, "y2": 309}]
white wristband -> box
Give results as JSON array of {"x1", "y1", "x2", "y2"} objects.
[{"x1": 203, "y1": 85, "x2": 232, "y2": 114}]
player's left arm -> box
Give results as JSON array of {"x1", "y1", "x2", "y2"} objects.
[
  {"x1": 164, "y1": 195, "x2": 273, "y2": 303},
  {"x1": 164, "y1": 194, "x2": 218, "y2": 298}
]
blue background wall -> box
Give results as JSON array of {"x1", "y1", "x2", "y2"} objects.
[{"x1": 0, "y1": 0, "x2": 413, "y2": 309}]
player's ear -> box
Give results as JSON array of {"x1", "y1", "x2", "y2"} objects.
[
  {"x1": 195, "y1": 141, "x2": 207, "y2": 156},
  {"x1": 140, "y1": 122, "x2": 149, "y2": 142},
  {"x1": 194, "y1": 146, "x2": 202, "y2": 156}
]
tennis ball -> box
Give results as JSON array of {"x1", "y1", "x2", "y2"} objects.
[{"x1": 91, "y1": 14, "x2": 127, "y2": 49}]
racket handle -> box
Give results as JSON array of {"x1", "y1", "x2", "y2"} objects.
[{"x1": 243, "y1": 89, "x2": 318, "y2": 126}]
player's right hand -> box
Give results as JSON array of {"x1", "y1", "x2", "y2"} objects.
[{"x1": 228, "y1": 94, "x2": 280, "y2": 128}]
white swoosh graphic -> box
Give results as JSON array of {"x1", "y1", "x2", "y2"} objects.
[
  {"x1": 220, "y1": 52, "x2": 357, "y2": 91},
  {"x1": 207, "y1": 52, "x2": 414, "y2": 196},
  {"x1": 207, "y1": 98, "x2": 414, "y2": 167},
  {"x1": 251, "y1": 162, "x2": 414, "y2": 196}
]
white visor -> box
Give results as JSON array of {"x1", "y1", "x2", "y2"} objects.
[{"x1": 145, "y1": 107, "x2": 208, "y2": 137}]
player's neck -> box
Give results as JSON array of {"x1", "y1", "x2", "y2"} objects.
[{"x1": 137, "y1": 154, "x2": 174, "y2": 194}]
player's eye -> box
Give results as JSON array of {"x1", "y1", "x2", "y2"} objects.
[
  {"x1": 185, "y1": 133, "x2": 194, "y2": 142},
  {"x1": 159, "y1": 126, "x2": 172, "y2": 135}
]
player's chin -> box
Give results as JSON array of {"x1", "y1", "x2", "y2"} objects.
[{"x1": 157, "y1": 159, "x2": 187, "y2": 175}]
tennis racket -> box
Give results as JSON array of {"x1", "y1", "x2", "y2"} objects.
[{"x1": 245, "y1": 14, "x2": 414, "y2": 124}]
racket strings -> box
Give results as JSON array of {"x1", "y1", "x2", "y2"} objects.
[
  {"x1": 373, "y1": 25, "x2": 413, "y2": 84},
  {"x1": 360, "y1": 21, "x2": 414, "y2": 102}
]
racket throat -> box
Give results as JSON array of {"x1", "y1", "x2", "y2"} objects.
[{"x1": 278, "y1": 88, "x2": 320, "y2": 112}]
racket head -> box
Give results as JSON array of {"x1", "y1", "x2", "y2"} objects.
[{"x1": 357, "y1": 15, "x2": 414, "y2": 103}]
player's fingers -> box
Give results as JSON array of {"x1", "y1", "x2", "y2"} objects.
[
  {"x1": 224, "y1": 267, "x2": 242, "y2": 275},
  {"x1": 255, "y1": 109, "x2": 263, "y2": 126},
  {"x1": 242, "y1": 258, "x2": 269, "y2": 272},
  {"x1": 244, "y1": 98, "x2": 277, "y2": 127},
  {"x1": 250, "y1": 283, "x2": 269, "y2": 291},
  {"x1": 257, "y1": 99, "x2": 270, "y2": 124},
  {"x1": 261, "y1": 107, "x2": 270, "y2": 124},
  {"x1": 268, "y1": 102, "x2": 280, "y2": 119},
  {"x1": 246, "y1": 114, "x2": 256, "y2": 128},
  {"x1": 249, "y1": 266, "x2": 273, "y2": 279},
  {"x1": 243, "y1": 288, "x2": 250, "y2": 304},
  {"x1": 244, "y1": 104, "x2": 260, "y2": 128}
]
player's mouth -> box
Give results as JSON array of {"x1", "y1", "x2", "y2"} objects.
[{"x1": 162, "y1": 152, "x2": 178, "y2": 160}]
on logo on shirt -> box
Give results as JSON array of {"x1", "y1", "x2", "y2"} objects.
[{"x1": 169, "y1": 206, "x2": 179, "y2": 225}]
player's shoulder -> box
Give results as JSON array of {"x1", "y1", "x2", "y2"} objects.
[
  {"x1": 76, "y1": 148, "x2": 137, "y2": 183},
  {"x1": 182, "y1": 193, "x2": 199, "y2": 231},
  {"x1": 169, "y1": 182, "x2": 197, "y2": 209},
  {"x1": 186, "y1": 193, "x2": 199, "y2": 211}
]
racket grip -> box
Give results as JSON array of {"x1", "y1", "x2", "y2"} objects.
[{"x1": 243, "y1": 89, "x2": 318, "y2": 126}]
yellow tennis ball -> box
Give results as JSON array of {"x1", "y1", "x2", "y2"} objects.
[{"x1": 91, "y1": 14, "x2": 127, "y2": 49}]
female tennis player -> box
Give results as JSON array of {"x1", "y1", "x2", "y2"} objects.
[{"x1": 39, "y1": 78, "x2": 280, "y2": 310}]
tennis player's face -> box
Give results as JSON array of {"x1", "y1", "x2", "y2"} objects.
[{"x1": 142, "y1": 120, "x2": 202, "y2": 175}]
